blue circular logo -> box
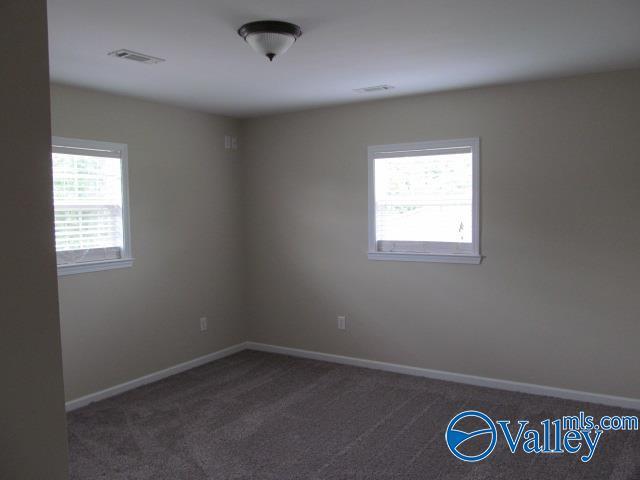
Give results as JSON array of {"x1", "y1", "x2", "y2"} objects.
[{"x1": 445, "y1": 410, "x2": 497, "y2": 462}]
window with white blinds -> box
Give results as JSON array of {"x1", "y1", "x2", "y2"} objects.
[
  {"x1": 51, "y1": 137, "x2": 132, "y2": 275},
  {"x1": 368, "y1": 138, "x2": 481, "y2": 264}
]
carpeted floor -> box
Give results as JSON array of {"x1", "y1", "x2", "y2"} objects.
[{"x1": 67, "y1": 350, "x2": 640, "y2": 479}]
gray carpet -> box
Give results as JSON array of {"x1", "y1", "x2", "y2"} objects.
[{"x1": 68, "y1": 350, "x2": 640, "y2": 479}]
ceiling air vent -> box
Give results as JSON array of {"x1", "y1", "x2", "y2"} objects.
[
  {"x1": 354, "y1": 84, "x2": 395, "y2": 93},
  {"x1": 107, "y1": 49, "x2": 165, "y2": 64}
]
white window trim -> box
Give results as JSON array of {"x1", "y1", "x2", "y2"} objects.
[
  {"x1": 52, "y1": 136, "x2": 134, "y2": 276},
  {"x1": 57, "y1": 258, "x2": 134, "y2": 276},
  {"x1": 367, "y1": 138, "x2": 481, "y2": 264}
]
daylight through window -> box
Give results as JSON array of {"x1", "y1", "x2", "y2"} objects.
[
  {"x1": 368, "y1": 138, "x2": 480, "y2": 263},
  {"x1": 52, "y1": 137, "x2": 132, "y2": 274}
]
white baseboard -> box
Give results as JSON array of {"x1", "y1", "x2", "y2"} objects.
[
  {"x1": 246, "y1": 342, "x2": 640, "y2": 411},
  {"x1": 65, "y1": 340, "x2": 640, "y2": 412},
  {"x1": 65, "y1": 342, "x2": 248, "y2": 411}
]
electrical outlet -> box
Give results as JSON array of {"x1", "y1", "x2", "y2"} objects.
[
  {"x1": 199, "y1": 317, "x2": 208, "y2": 332},
  {"x1": 337, "y1": 315, "x2": 346, "y2": 330},
  {"x1": 224, "y1": 135, "x2": 238, "y2": 150}
]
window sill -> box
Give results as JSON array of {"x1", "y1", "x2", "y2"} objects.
[
  {"x1": 368, "y1": 252, "x2": 482, "y2": 264},
  {"x1": 57, "y1": 258, "x2": 134, "y2": 276}
]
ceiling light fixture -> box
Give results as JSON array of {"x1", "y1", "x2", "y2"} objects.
[{"x1": 238, "y1": 21, "x2": 302, "y2": 62}]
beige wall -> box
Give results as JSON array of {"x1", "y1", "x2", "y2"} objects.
[
  {"x1": 52, "y1": 69, "x2": 640, "y2": 406},
  {"x1": 0, "y1": 2, "x2": 69, "y2": 478},
  {"x1": 242, "y1": 69, "x2": 640, "y2": 400},
  {"x1": 50, "y1": 85, "x2": 246, "y2": 401}
]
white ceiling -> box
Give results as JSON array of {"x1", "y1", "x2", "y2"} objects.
[{"x1": 48, "y1": 0, "x2": 640, "y2": 118}]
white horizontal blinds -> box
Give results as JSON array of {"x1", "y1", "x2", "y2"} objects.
[
  {"x1": 374, "y1": 147, "x2": 473, "y2": 250},
  {"x1": 52, "y1": 148, "x2": 124, "y2": 265}
]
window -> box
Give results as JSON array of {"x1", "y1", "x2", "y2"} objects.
[
  {"x1": 51, "y1": 137, "x2": 132, "y2": 275},
  {"x1": 368, "y1": 138, "x2": 481, "y2": 264}
]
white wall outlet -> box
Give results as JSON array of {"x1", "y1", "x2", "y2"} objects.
[
  {"x1": 224, "y1": 135, "x2": 238, "y2": 150},
  {"x1": 337, "y1": 315, "x2": 346, "y2": 330},
  {"x1": 199, "y1": 317, "x2": 208, "y2": 332}
]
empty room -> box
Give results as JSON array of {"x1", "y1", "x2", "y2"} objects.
[{"x1": 2, "y1": 0, "x2": 640, "y2": 478}]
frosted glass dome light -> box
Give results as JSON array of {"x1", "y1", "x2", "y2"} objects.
[{"x1": 238, "y1": 21, "x2": 302, "y2": 62}]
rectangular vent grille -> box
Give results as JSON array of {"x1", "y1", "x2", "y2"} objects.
[
  {"x1": 354, "y1": 85, "x2": 395, "y2": 93},
  {"x1": 108, "y1": 49, "x2": 165, "y2": 64}
]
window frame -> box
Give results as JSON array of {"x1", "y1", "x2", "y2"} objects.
[
  {"x1": 367, "y1": 138, "x2": 481, "y2": 264},
  {"x1": 52, "y1": 136, "x2": 134, "y2": 276}
]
